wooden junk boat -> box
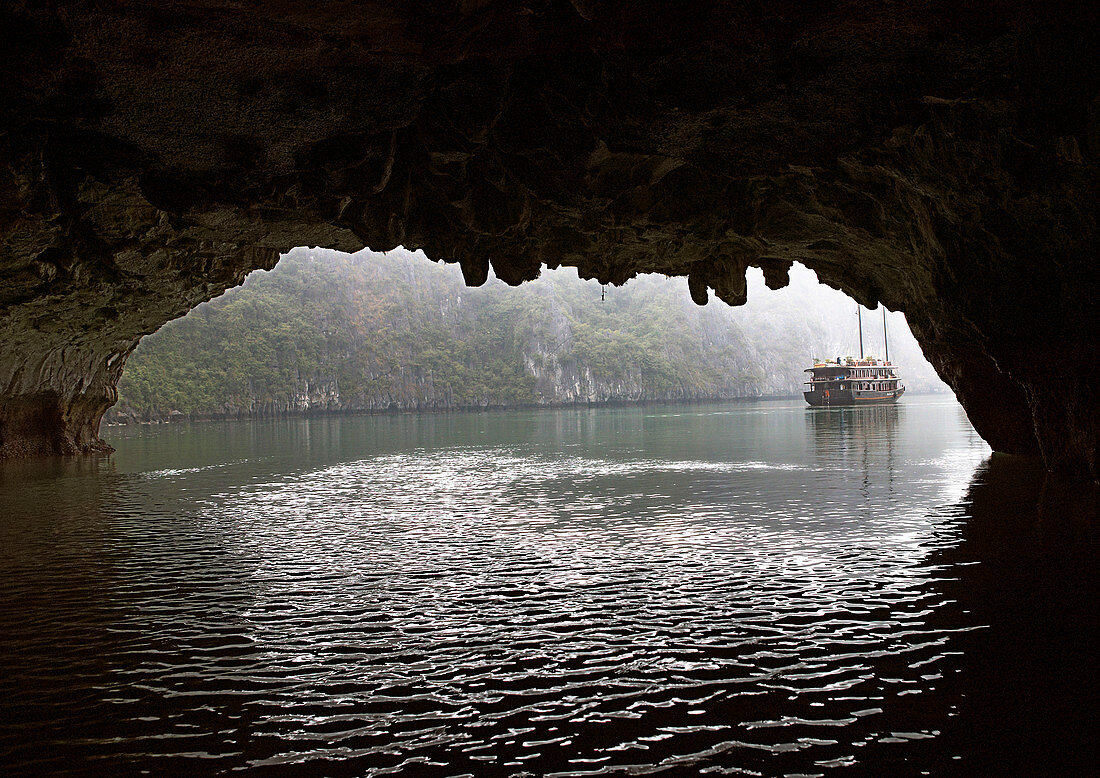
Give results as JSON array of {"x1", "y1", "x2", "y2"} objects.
[{"x1": 804, "y1": 307, "x2": 905, "y2": 407}]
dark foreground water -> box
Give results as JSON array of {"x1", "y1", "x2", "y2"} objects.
[{"x1": 1, "y1": 398, "x2": 1096, "y2": 776}]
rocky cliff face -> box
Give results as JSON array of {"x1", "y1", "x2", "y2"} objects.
[
  {"x1": 108, "y1": 250, "x2": 853, "y2": 420},
  {"x1": 1, "y1": 2, "x2": 1098, "y2": 477}
]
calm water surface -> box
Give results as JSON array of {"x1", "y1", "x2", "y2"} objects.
[{"x1": 1, "y1": 398, "x2": 1096, "y2": 775}]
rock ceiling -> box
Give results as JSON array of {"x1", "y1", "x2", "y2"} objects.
[{"x1": 1, "y1": 1, "x2": 1097, "y2": 479}]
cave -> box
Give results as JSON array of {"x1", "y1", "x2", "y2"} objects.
[{"x1": 1, "y1": 1, "x2": 1097, "y2": 479}]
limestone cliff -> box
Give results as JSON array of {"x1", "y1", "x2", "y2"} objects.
[
  {"x1": 1, "y1": 2, "x2": 1098, "y2": 477},
  {"x1": 115, "y1": 249, "x2": 914, "y2": 420}
]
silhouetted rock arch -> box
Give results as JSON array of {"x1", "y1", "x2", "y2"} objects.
[{"x1": 1, "y1": 2, "x2": 1097, "y2": 478}]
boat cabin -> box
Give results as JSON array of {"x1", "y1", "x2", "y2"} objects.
[{"x1": 803, "y1": 356, "x2": 904, "y2": 406}]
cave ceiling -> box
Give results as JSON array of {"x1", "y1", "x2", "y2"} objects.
[{"x1": 1, "y1": 1, "x2": 1098, "y2": 478}]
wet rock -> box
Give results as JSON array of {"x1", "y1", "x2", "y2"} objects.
[{"x1": 0, "y1": 2, "x2": 1098, "y2": 478}]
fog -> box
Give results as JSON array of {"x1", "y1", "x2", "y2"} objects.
[
  {"x1": 736, "y1": 263, "x2": 949, "y2": 392},
  {"x1": 356, "y1": 247, "x2": 950, "y2": 395},
  {"x1": 114, "y1": 247, "x2": 951, "y2": 422},
  {"x1": 404, "y1": 249, "x2": 951, "y2": 394}
]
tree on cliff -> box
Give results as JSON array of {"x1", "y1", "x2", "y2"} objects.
[{"x1": 112, "y1": 248, "x2": 947, "y2": 421}]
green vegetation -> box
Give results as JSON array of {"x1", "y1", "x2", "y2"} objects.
[{"x1": 113, "y1": 247, "x2": 945, "y2": 421}]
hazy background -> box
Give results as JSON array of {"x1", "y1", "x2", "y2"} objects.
[{"x1": 111, "y1": 247, "x2": 949, "y2": 421}]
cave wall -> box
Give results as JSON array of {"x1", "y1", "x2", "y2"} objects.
[{"x1": 1, "y1": 1, "x2": 1098, "y2": 477}]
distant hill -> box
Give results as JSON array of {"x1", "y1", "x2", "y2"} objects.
[{"x1": 111, "y1": 248, "x2": 950, "y2": 421}]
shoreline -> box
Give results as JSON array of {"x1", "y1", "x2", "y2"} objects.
[{"x1": 104, "y1": 390, "x2": 954, "y2": 427}]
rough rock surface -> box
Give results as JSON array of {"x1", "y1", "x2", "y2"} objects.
[{"x1": 1, "y1": 2, "x2": 1098, "y2": 477}]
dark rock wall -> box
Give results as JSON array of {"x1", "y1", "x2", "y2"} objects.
[{"x1": 1, "y1": 2, "x2": 1098, "y2": 477}]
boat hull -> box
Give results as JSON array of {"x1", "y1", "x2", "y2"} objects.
[{"x1": 804, "y1": 386, "x2": 905, "y2": 406}]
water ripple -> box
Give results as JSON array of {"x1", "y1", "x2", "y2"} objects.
[{"x1": 5, "y1": 399, "x2": 1088, "y2": 775}]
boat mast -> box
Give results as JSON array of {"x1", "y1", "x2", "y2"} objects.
[
  {"x1": 883, "y1": 307, "x2": 889, "y2": 363},
  {"x1": 857, "y1": 305, "x2": 864, "y2": 358}
]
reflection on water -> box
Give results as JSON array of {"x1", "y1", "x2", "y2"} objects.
[
  {"x1": 0, "y1": 398, "x2": 1095, "y2": 775},
  {"x1": 916, "y1": 458, "x2": 1099, "y2": 773}
]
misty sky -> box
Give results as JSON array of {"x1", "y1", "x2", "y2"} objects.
[{"x1": 377, "y1": 248, "x2": 949, "y2": 393}]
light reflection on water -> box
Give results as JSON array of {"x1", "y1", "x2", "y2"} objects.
[{"x1": 1, "y1": 398, "x2": 1095, "y2": 775}]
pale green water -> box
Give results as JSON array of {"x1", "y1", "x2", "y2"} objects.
[{"x1": 1, "y1": 397, "x2": 1096, "y2": 775}]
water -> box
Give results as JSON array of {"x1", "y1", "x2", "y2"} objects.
[{"x1": 1, "y1": 397, "x2": 1096, "y2": 775}]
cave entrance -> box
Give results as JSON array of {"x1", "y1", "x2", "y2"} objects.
[{"x1": 109, "y1": 250, "x2": 948, "y2": 424}]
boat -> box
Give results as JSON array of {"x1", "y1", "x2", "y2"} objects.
[{"x1": 803, "y1": 306, "x2": 905, "y2": 407}]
